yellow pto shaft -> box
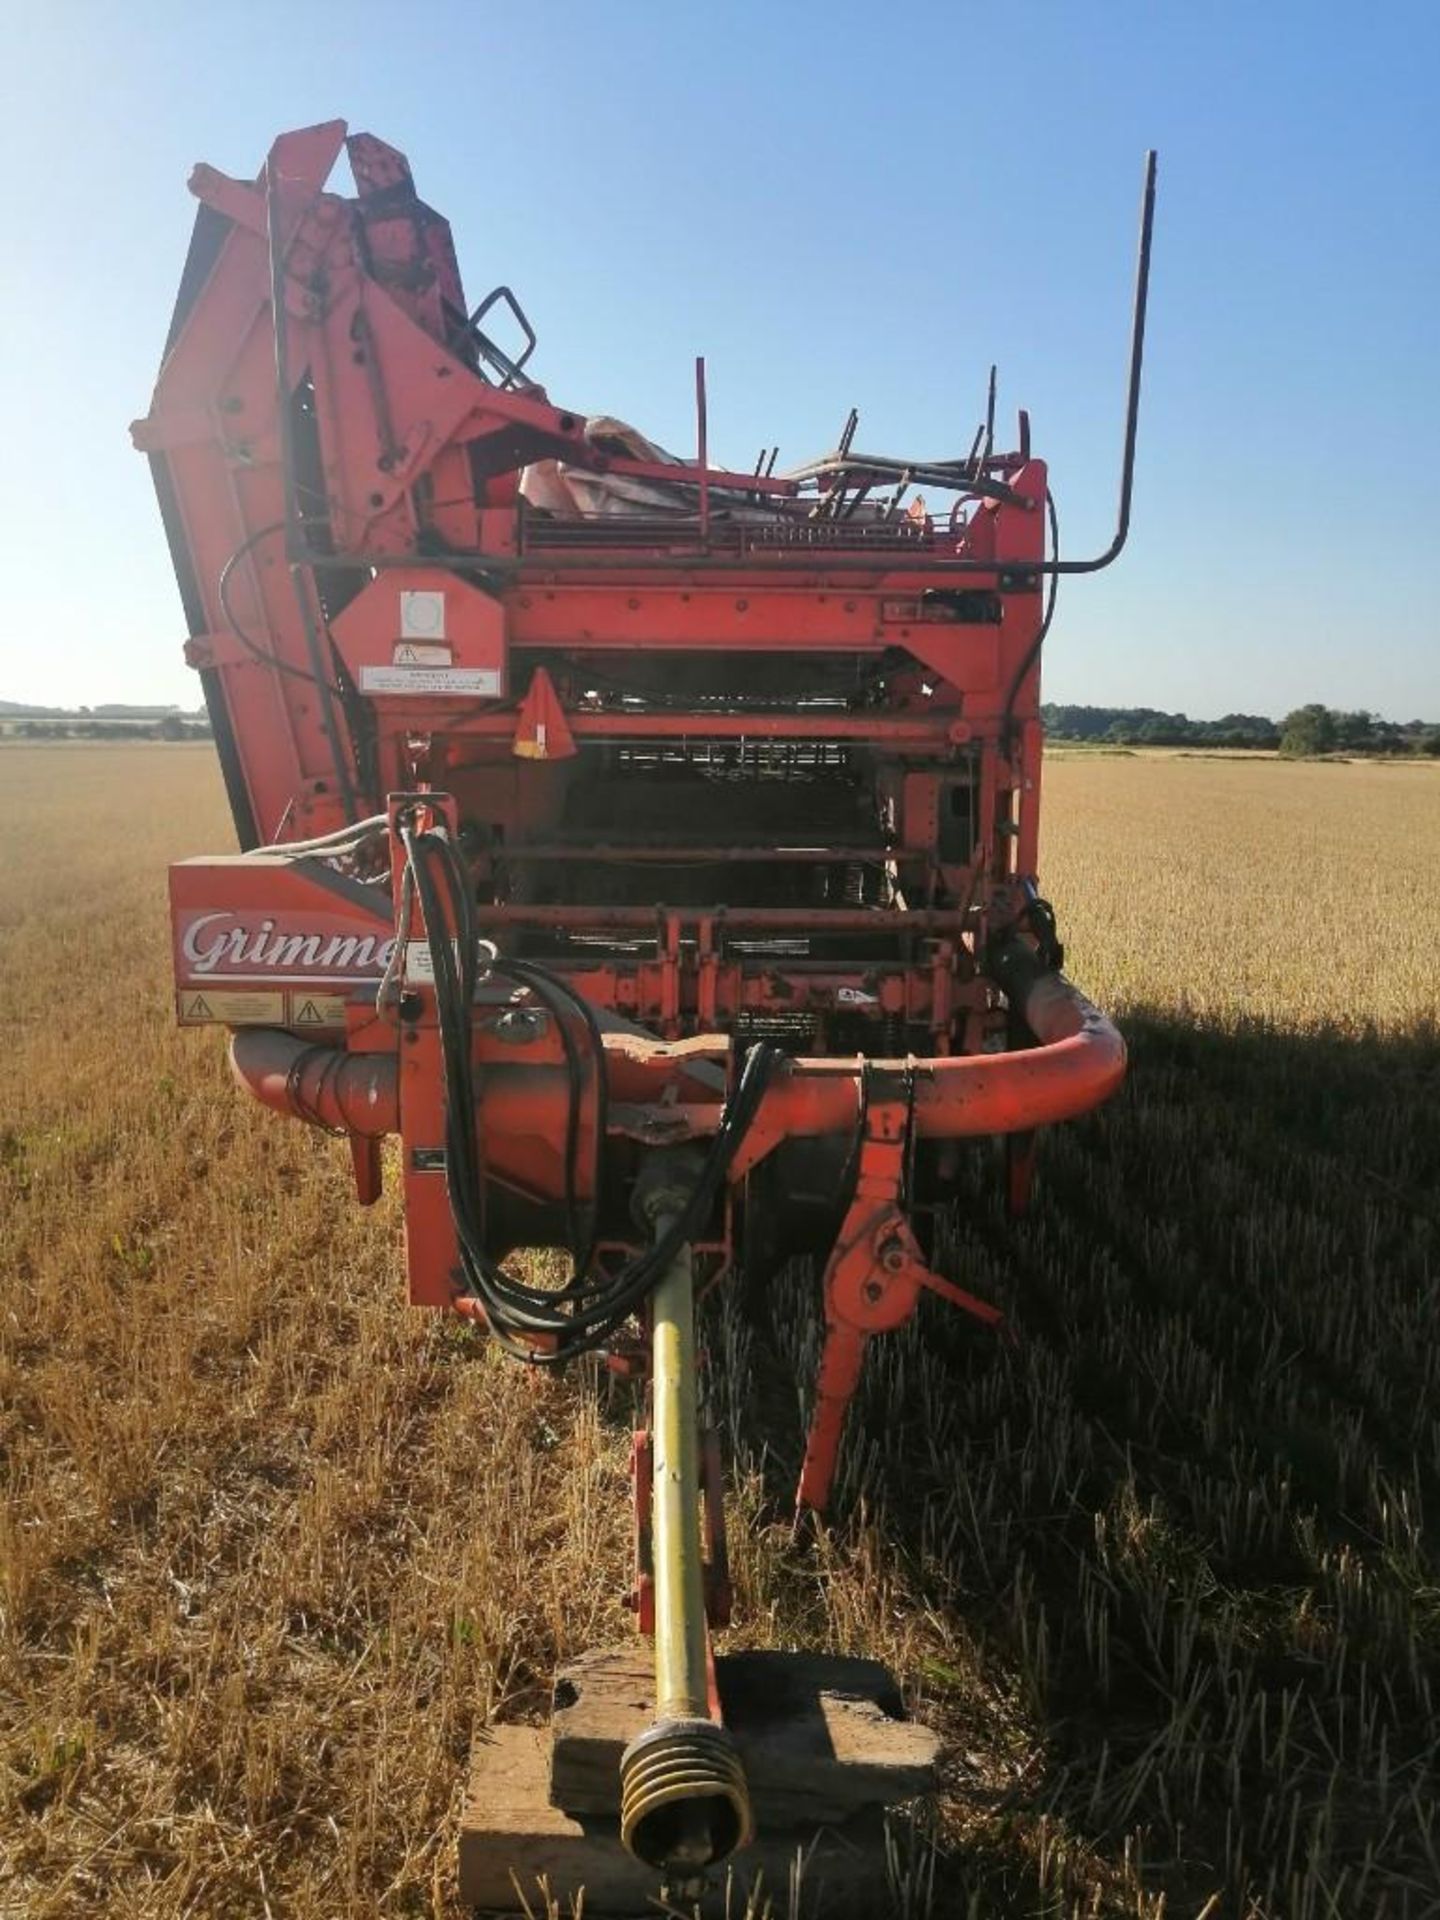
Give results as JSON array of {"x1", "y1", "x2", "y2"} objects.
[
  {"x1": 649, "y1": 1211, "x2": 711, "y2": 1722},
  {"x1": 619, "y1": 1199, "x2": 751, "y2": 1888}
]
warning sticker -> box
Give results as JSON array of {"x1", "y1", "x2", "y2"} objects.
[
  {"x1": 287, "y1": 991, "x2": 348, "y2": 1028},
  {"x1": 178, "y1": 988, "x2": 286, "y2": 1026},
  {"x1": 405, "y1": 939, "x2": 438, "y2": 982},
  {"x1": 403, "y1": 939, "x2": 489, "y2": 982},
  {"x1": 359, "y1": 666, "x2": 501, "y2": 696},
  {"x1": 392, "y1": 641, "x2": 452, "y2": 667}
]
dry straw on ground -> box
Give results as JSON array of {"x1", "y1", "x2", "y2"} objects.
[{"x1": 2, "y1": 744, "x2": 1438, "y2": 1918}]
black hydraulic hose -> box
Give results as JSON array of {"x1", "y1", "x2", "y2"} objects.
[
  {"x1": 1000, "y1": 488, "x2": 1061, "y2": 749},
  {"x1": 501, "y1": 956, "x2": 607, "y2": 1286},
  {"x1": 1070, "y1": 147, "x2": 1157, "y2": 577},
  {"x1": 218, "y1": 522, "x2": 343, "y2": 693},
  {"x1": 408, "y1": 830, "x2": 595, "y2": 1280},
  {"x1": 264, "y1": 159, "x2": 359, "y2": 822},
  {"x1": 397, "y1": 822, "x2": 777, "y2": 1363}
]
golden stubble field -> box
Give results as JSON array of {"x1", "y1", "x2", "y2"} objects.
[{"x1": 2, "y1": 743, "x2": 1438, "y2": 1920}]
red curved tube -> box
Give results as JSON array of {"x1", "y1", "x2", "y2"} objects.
[
  {"x1": 229, "y1": 1028, "x2": 398, "y2": 1135},
  {"x1": 763, "y1": 969, "x2": 1126, "y2": 1142},
  {"x1": 229, "y1": 966, "x2": 1123, "y2": 1150}
]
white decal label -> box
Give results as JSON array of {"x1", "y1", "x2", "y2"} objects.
[
  {"x1": 399, "y1": 589, "x2": 446, "y2": 640},
  {"x1": 404, "y1": 940, "x2": 494, "y2": 983},
  {"x1": 178, "y1": 988, "x2": 286, "y2": 1026},
  {"x1": 288, "y1": 991, "x2": 349, "y2": 1028},
  {"x1": 360, "y1": 666, "x2": 501, "y2": 696},
  {"x1": 392, "y1": 641, "x2": 452, "y2": 667},
  {"x1": 405, "y1": 940, "x2": 437, "y2": 982}
]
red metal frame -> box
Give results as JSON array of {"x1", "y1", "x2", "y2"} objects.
[{"x1": 140, "y1": 123, "x2": 1133, "y2": 1514}]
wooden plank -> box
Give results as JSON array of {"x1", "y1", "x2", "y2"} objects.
[
  {"x1": 460, "y1": 1724, "x2": 895, "y2": 1917},
  {"x1": 549, "y1": 1645, "x2": 940, "y2": 1824}
]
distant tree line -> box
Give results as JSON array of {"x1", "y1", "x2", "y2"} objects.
[
  {"x1": 5, "y1": 714, "x2": 213, "y2": 741},
  {"x1": 1042, "y1": 704, "x2": 1440, "y2": 758},
  {"x1": 7, "y1": 701, "x2": 1438, "y2": 759}
]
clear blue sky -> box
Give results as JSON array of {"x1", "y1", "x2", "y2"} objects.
[{"x1": 2, "y1": 1, "x2": 1437, "y2": 719}]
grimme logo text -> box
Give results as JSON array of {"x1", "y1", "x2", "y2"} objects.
[{"x1": 181, "y1": 913, "x2": 394, "y2": 975}]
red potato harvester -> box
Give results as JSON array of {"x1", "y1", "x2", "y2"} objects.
[{"x1": 137, "y1": 123, "x2": 1155, "y2": 1898}]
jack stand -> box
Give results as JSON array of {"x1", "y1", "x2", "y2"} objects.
[{"x1": 798, "y1": 1066, "x2": 1004, "y2": 1515}]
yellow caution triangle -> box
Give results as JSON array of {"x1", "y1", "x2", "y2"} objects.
[
  {"x1": 183, "y1": 992, "x2": 213, "y2": 1020},
  {"x1": 294, "y1": 998, "x2": 326, "y2": 1026}
]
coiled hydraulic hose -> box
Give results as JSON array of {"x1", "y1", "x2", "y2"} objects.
[{"x1": 396, "y1": 821, "x2": 777, "y2": 1364}]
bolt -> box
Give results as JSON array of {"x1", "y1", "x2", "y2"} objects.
[
  {"x1": 863, "y1": 1280, "x2": 884, "y2": 1303},
  {"x1": 494, "y1": 1007, "x2": 545, "y2": 1044},
  {"x1": 879, "y1": 1238, "x2": 907, "y2": 1274}
]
